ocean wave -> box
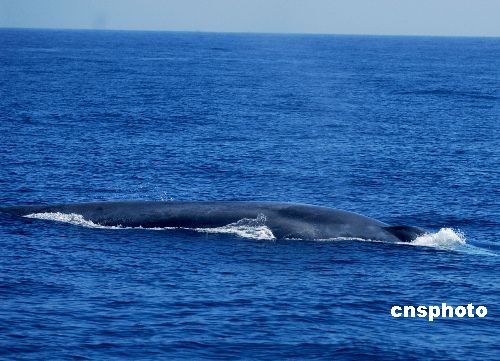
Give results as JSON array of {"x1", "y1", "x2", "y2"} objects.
[{"x1": 395, "y1": 89, "x2": 498, "y2": 100}]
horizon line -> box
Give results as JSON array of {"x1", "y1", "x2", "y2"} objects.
[{"x1": 1, "y1": 26, "x2": 499, "y2": 39}]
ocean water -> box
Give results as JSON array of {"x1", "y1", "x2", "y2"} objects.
[{"x1": 0, "y1": 29, "x2": 499, "y2": 360}]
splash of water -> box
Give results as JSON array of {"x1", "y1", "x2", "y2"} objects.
[
  {"x1": 194, "y1": 214, "x2": 275, "y2": 240},
  {"x1": 410, "y1": 228, "x2": 466, "y2": 248},
  {"x1": 408, "y1": 228, "x2": 497, "y2": 256},
  {"x1": 25, "y1": 212, "x2": 122, "y2": 229}
]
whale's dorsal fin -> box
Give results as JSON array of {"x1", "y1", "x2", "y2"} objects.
[{"x1": 384, "y1": 226, "x2": 426, "y2": 242}]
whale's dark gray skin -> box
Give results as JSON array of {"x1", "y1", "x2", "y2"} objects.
[{"x1": 0, "y1": 201, "x2": 426, "y2": 242}]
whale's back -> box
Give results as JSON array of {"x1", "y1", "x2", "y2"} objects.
[{"x1": 0, "y1": 201, "x2": 426, "y2": 242}]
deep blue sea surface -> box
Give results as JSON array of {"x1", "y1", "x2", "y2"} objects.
[{"x1": 0, "y1": 29, "x2": 499, "y2": 360}]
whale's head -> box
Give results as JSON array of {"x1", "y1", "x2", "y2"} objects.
[{"x1": 384, "y1": 225, "x2": 427, "y2": 243}]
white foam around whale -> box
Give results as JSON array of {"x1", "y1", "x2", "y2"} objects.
[
  {"x1": 26, "y1": 212, "x2": 120, "y2": 228},
  {"x1": 194, "y1": 214, "x2": 275, "y2": 240},
  {"x1": 24, "y1": 213, "x2": 495, "y2": 254},
  {"x1": 25, "y1": 212, "x2": 275, "y2": 240},
  {"x1": 408, "y1": 228, "x2": 497, "y2": 256},
  {"x1": 409, "y1": 228, "x2": 466, "y2": 248}
]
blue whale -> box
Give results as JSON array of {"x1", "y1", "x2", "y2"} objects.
[{"x1": 0, "y1": 201, "x2": 426, "y2": 242}]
